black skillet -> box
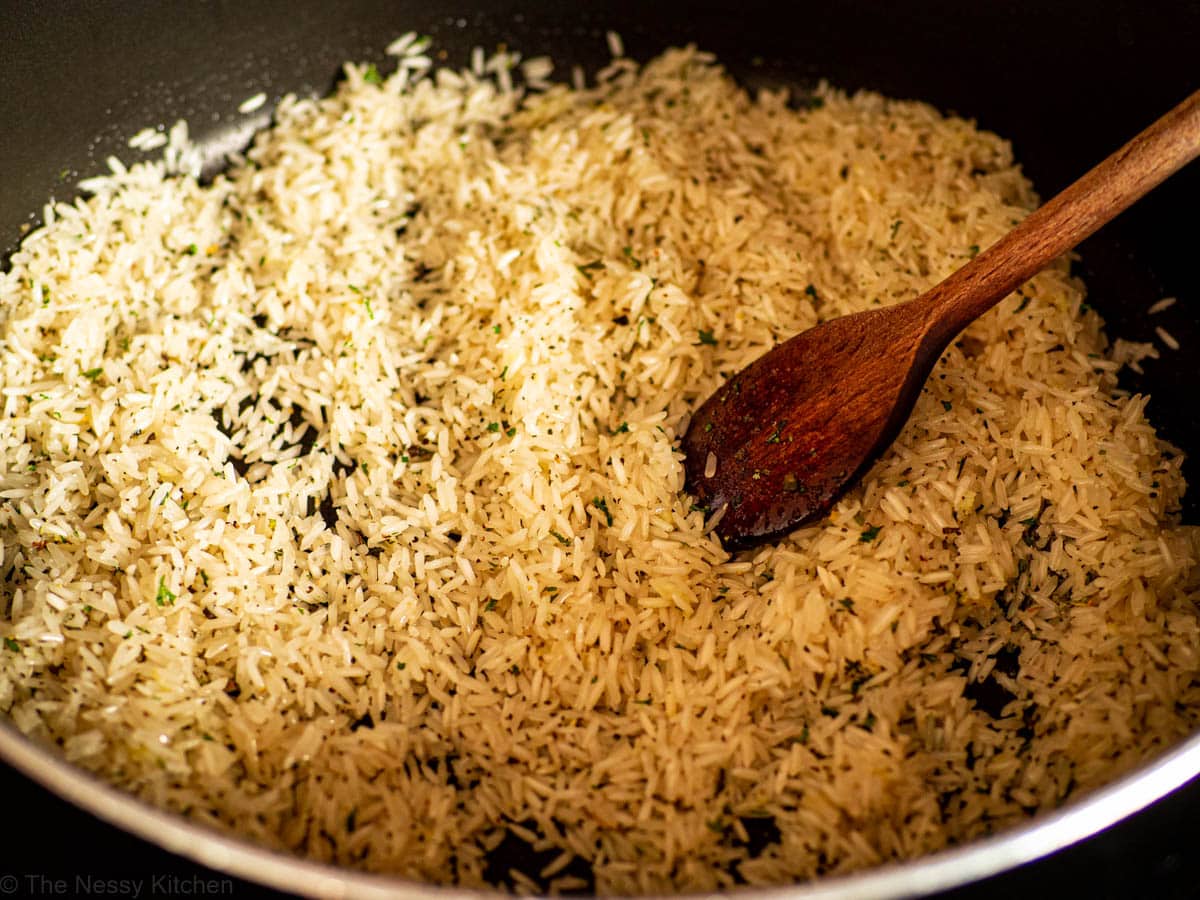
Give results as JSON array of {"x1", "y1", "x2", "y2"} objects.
[{"x1": 2, "y1": 2, "x2": 1198, "y2": 897}]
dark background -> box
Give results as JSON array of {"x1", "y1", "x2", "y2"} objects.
[{"x1": 2, "y1": 1, "x2": 1199, "y2": 897}]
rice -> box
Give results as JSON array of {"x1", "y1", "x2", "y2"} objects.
[
  {"x1": 607, "y1": 30, "x2": 626, "y2": 58},
  {"x1": 238, "y1": 92, "x2": 268, "y2": 114},
  {"x1": 1156, "y1": 325, "x2": 1181, "y2": 350},
  {"x1": 127, "y1": 126, "x2": 167, "y2": 151},
  {"x1": 386, "y1": 31, "x2": 420, "y2": 56},
  {"x1": 1, "y1": 43, "x2": 1198, "y2": 894}
]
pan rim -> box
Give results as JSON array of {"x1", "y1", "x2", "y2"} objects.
[{"x1": 2, "y1": 718, "x2": 1198, "y2": 898}]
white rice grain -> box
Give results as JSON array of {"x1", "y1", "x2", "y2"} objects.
[
  {"x1": 237, "y1": 92, "x2": 267, "y2": 114},
  {"x1": 607, "y1": 30, "x2": 625, "y2": 58},
  {"x1": 1156, "y1": 325, "x2": 1181, "y2": 350}
]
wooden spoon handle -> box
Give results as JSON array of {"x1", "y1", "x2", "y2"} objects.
[{"x1": 919, "y1": 88, "x2": 1200, "y2": 341}]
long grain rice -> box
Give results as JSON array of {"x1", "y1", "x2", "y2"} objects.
[{"x1": 1, "y1": 42, "x2": 1198, "y2": 894}]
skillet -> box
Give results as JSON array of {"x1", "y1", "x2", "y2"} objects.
[{"x1": 1, "y1": 1, "x2": 1198, "y2": 896}]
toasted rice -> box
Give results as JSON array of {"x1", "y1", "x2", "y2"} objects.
[{"x1": 1, "y1": 44, "x2": 1198, "y2": 893}]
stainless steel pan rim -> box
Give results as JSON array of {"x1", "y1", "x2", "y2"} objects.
[{"x1": 2, "y1": 718, "x2": 1198, "y2": 898}]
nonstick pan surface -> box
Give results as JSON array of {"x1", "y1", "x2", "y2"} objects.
[{"x1": 2, "y1": 2, "x2": 1198, "y2": 897}]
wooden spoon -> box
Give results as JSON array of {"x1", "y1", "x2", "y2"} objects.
[{"x1": 682, "y1": 88, "x2": 1200, "y2": 550}]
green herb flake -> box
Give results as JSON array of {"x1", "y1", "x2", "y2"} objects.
[
  {"x1": 942, "y1": 400, "x2": 953, "y2": 412},
  {"x1": 697, "y1": 329, "x2": 717, "y2": 346},
  {"x1": 499, "y1": 365, "x2": 508, "y2": 380},
  {"x1": 81, "y1": 367, "x2": 103, "y2": 382},
  {"x1": 804, "y1": 284, "x2": 819, "y2": 300},
  {"x1": 185, "y1": 243, "x2": 198, "y2": 256},
  {"x1": 968, "y1": 244, "x2": 980, "y2": 257},
  {"x1": 860, "y1": 525, "x2": 882, "y2": 543},
  {"x1": 550, "y1": 530, "x2": 570, "y2": 546},
  {"x1": 3, "y1": 637, "x2": 19, "y2": 653},
  {"x1": 363, "y1": 63, "x2": 383, "y2": 85},
  {"x1": 492, "y1": 324, "x2": 501, "y2": 334},
  {"x1": 485, "y1": 599, "x2": 497, "y2": 611},
  {"x1": 505, "y1": 426, "x2": 517, "y2": 437},
  {"x1": 155, "y1": 577, "x2": 177, "y2": 607},
  {"x1": 591, "y1": 496, "x2": 614, "y2": 526},
  {"x1": 612, "y1": 422, "x2": 630, "y2": 434},
  {"x1": 487, "y1": 422, "x2": 500, "y2": 433},
  {"x1": 396, "y1": 661, "x2": 407, "y2": 670}
]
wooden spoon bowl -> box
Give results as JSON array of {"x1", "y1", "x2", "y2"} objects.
[{"x1": 683, "y1": 88, "x2": 1200, "y2": 550}]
